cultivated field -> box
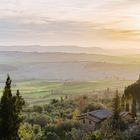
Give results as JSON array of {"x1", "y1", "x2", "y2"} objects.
[{"x1": 0, "y1": 79, "x2": 133, "y2": 105}]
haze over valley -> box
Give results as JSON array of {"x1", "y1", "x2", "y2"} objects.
[{"x1": 0, "y1": 46, "x2": 140, "y2": 82}]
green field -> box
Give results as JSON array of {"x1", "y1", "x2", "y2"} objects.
[{"x1": 0, "y1": 79, "x2": 134, "y2": 105}]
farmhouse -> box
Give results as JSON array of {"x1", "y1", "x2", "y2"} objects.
[{"x1": 77, "y1": 109, "x2": 112, "y2": 131}]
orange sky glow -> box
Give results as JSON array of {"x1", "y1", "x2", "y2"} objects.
[{"x1": 0, "y1": 0, "x2": 139, "y2": 48}]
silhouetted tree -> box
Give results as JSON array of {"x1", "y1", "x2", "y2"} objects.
[
  {"x1": 131, "y1": 98, "x2": 136, "y2": 119},
  {"x1": 60, "y1": 96, "x2": 64, "y2": 103},
  {"x1": 44, "y1": 132, "x2": 60, "y2": 140},
  {"x1": 121, "y1": 95, "x2": 125, "y2": 111},
  {"x1": 126, "y1": 102, "x2": 129, "y2": 112},
  {"x1": 0, "y1": 75, "x2": 25, "y2": 140},
  {"x1": 113, "y1": 89, "x2": 120, "y2": 120}
]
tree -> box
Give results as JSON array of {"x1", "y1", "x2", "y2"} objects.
[
  {"x1": 44, "y1": 132, "x2": 60, "y2": 140},
  {"x1": 70, "y1": 128, "x2": 85, "y2": 140},
  {"x1": 33, "y1": 124, "x2": 42, "y2": 140},
  {"x1": 125, "y1": 102, "x2": 129, "y2": 112},
  {"x1": 73, "y1": 109, "x2": 80, "y2": 120},
  {"x1": 101, "y1": 90, "x2": 127, "y2": 139},
  {"x1": 89, "y1": 131, "x2": 102, "y2": 140},
  {"x1": 112, "y1": 90, "x2": 120, "y2": 121},
  {"x1": 18, "y1": 123, "x2": 42, "y2": 140},
  {"x1": 18, "y1": 123, "x2": 34, "y2": 140},
  {"x1": 82, "y1": 103, "x2": 101, "y2": 113},
  {"x1": 83, "y1": 96, "x2": 88, "y2": 106},
  {"x1": 131, "y1": 98, "x2": 136, "y2": 119},
  {"x1": 118, "y1": 120, "x2": 140, "y2": 140},
  {"x1": 65, "y1": 132, "x2": 73, "y2": 140},
  {"x1": 124, "y1": 75, "x2": 140, "y2": 114},
  {"x1": 0, "y1": 75, "x2": 25, "y2": 140},
  {"x1": 60, "y1": 97, "x2": 64, "y2": 103},
  {"x1": 33, "y1": 105, "x2": 43, "y2": 114},
  {"x1": 121, "y1": 95, "x2": 125, "y2": 111}
]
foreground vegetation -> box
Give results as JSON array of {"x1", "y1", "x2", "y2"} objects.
[{"x1": 0, "y1": 76, "x2": 140, "y2": 140}]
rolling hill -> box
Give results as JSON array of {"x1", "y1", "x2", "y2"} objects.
[{"x1": 0, "y1": 51, "x2": 139, "y2": 81}]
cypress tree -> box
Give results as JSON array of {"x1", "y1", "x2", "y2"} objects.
[
  {"x1": 113, "y1": 89, "x2": 120, "y2": 120},
  {"x1": 101, "y1": 90, "x2": 127, "y2": 139},
  {"x1": 121, "y1": 95, "x2": 125, "y2": 111},
  {"x1": 126, "y1": 102, "x2": 130, "y2": 112},
  {"x1": 111, "y1": 90, "x2": 127, "y2": 131},
  {"x1": 0, "y1": 75, "x2": 25, "y2": 140},
  {"x1": 112, "y1": 90, "x2": 126, "y2": 130},
  {"x1": 131, "y1": 98, "x2": 136, "y2": 119}
]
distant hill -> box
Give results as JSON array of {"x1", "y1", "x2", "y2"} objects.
[
  {"x1": 0, "y1": 45, "x2": 105, "y2": 54},
  {"x1": 0, "y1": 51, "x2": 140, "y2": 81},
  {"x1": 0, "y1": 51, "x2": 126, "y2": 64},
  {"x1": 0, "y1": 45, "x2": 140, "y2": 55}
]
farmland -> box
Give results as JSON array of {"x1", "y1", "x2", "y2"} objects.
[{"x1": 0, "y1": 78, "x2": 132, "y2": 105}]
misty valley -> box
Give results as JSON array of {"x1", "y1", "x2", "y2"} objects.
[{"x1": 0, "y1": 49, "x2": 140, "y2": 140}]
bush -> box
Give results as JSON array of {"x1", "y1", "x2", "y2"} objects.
[
  {"x1": 82, "y1": 103, "x2": 101, "y2": 113},
  {"x1": 44, "y1": 132, "x2": 60, "y2": 140},
  {"x1": 33, "y1": 105, "x2": 43, "y2": 114}
]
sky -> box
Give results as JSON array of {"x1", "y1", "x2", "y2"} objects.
[{"x1": 0, "y1": 0, "x2": 140, "y2": 48}]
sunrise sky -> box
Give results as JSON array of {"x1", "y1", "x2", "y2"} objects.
[{"x1": 0, "y1": 0, "x2": 140, "y2": 48}]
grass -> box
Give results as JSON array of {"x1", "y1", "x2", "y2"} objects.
[{"x1": 0, "y1": 79, "x2": 134, "y2": 105}]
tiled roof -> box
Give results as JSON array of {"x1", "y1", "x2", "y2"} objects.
[
  {"x1": 120, "y1": 111, "x2": 131, "y2": 117},
  {"x1": 88, "y1": 109, "x2": 112, "y2": 120}
]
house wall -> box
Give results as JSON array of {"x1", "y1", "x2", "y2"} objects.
[{"x1": 79, "y1": 117, "x2": 96, "y2": 130}]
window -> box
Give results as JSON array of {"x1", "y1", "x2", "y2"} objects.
[
  {"x1": 89, "y1": 120, "x2": 91, "y2": 125},
  {"x1": 83, "y1": 119, "x2": 85, "y2": 124}
]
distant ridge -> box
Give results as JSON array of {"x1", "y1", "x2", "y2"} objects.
[
  {"x1": 0, "y1": 45, "x2": 105, "y2": 54},
  {"x1": 0, "y1": 51, "x2": 139, "y2": 81},
  {"x1": 0, "y1": 45, "x2": 140, "y2": 55}
]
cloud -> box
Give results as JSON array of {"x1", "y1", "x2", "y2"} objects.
[
  {"x1": 0, "y1": 16, "x2": 139, "y2": 46},
  {"x1": 0, "y1": 0, "x2": 139, "y2": 46}
]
